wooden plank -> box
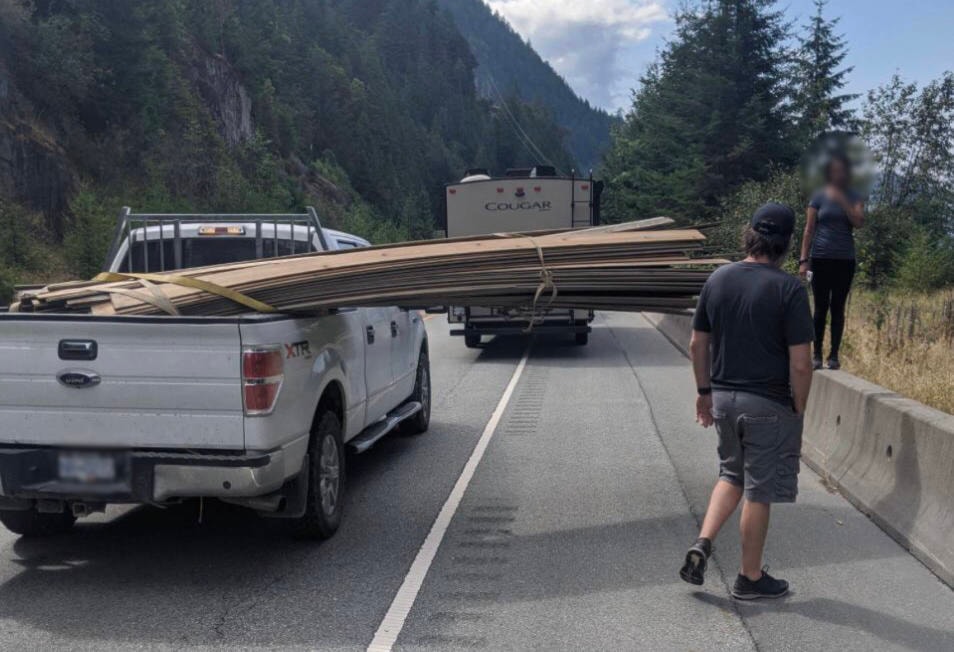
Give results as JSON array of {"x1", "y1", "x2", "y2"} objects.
[{"x1": 20, "y1": 228, "x2": 722, "y2": 317}]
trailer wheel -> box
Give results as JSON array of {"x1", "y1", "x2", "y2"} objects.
[
  {"x1": 575, "y1": 331, "x2": 589, "y2": 346},
  {"x1": 290, "y1": 410, "x2": 345, "y2": 540},
  {"x1": 464, "y1": 333, "x2": 481, "y2": 348},
  {"x1": 402, "y1": 348, "x2": 431, "y2": 435},
  {"x1": 0, "y1": 509, "x2": 76, "y2": 537}
]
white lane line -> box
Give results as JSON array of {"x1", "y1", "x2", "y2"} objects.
[{"x1": 367, "y1": 345, "x2": 531, "y2": 652}]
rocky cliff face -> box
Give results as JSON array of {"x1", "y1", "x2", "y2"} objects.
[
  {"x1": 0, "y1": 46, "x2": 253, "y2": 236},
  {"x1": 188, "y1": 50, "x2": 253, "y2": 148},
  {"x1": 0, "y1": 64, "x2": 75, "y2": 236}
]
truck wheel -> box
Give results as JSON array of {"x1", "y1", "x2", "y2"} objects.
[
  {"x1": 464, "y1": 333, "x2": 481, "y2": 348},
  {"x1": 0, "y1": 509, "x2": 76, "y2": 537},
  {"x1": 290, "y1": 410, "x2": 345, "y2": 540},
  {"x1": 402, "y1": 348, "x2": 431, "y2": 435},
  {"x1": 575, "y1": 331, "x2": 589, "y2": 346}
]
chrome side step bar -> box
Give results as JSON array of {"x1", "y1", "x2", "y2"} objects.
[{"x1": 348, "y1": 402, "x2": 422, "y2": 454}]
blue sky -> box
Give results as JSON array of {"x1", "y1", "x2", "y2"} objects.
[{"x1": 486, "y1": 0, "x2": 954, "y2": 113}]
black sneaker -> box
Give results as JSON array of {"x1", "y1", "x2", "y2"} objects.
[
  {"x1": 731, "y1": 567, "x2": 789, "y2": 600},
  {"x1": 812, "y1": 355, "x2": 824, "y2": 370},
  {"x1": 827, "y1": 357, "x2": 841, "y2": 370},
  {"x1": 679, "y1": 537, "x2": 712, "y2": 586}
]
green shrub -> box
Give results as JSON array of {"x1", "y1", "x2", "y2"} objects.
[
  {"x1": 713, "y1": 169, "x2": 807, "y2": 272},
  {"x1": 0, "y1": 198, "x2": 46, "y2": 271},
  {"x1": 0, "y1": 267, "x2": 15, "y2": 306},
  {"x1": 854, "y1": 206, "x2": 911, "y2": 289},
  {"x1": 339, "y1": 203, "x2": 404, "y2": 244},
  {"x1": 64, "y1": 188, "x2": 116, "y2": 279},
  {"x1": 895, "y1": 227, "x2": 954, "y2": 291}
]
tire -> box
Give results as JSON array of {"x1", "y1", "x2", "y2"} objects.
[
  {"x1": 575, "y1": 331, "x2": 589, "y2": 346},
  {"x1": 289, "y1": 410, "x2": 345, "y2": 540},
  {"x1": 464, "y1": 333, "x2": 481, "y2": 348},
  {"x1": 402, "y1": 348, "x2": 431, "y2": 435},
  {"x1": 0, "y1": 509, "x2": 76, "y2": 537}
]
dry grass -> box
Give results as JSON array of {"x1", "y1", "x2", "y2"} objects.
[{"x1": 840, "y1": 289, "x2": 954, "y2": 414}]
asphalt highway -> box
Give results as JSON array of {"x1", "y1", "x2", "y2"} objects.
[{"x1": 0, "y1": 313, "x2": 951, "y2": 651}]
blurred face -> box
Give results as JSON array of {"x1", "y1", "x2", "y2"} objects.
[{"x1": 828, "y1": 159, "x2": 849, "y2": 188}]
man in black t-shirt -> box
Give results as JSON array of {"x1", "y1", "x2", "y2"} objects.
[{"x1": 678, "y1": 203, "x2": 814, "y2": 600}]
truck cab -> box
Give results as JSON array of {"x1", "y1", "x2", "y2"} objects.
[{"x1": 444, "y1": 166, "x2": 603, "y2": 346}]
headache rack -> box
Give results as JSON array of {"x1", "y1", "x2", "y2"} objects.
[{"x1": 103, "y1": 206, "x2": 330, "y2": 273}]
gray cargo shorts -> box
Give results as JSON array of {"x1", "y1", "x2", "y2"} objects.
[{"x1": 712, "y1": 390, "x2": 803, "y2": 503}]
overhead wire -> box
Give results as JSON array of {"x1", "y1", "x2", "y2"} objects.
[{"x1": 486, "y1": 73, "x2": 565, "y2": 174}]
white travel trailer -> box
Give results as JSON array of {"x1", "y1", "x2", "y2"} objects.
[{"x1": 443, "y1": 166, "x2": 603, "y2": 346}]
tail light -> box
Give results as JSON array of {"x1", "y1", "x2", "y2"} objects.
[{"x1": 242, "y1": 346, "x2": 284, "y2": 416}]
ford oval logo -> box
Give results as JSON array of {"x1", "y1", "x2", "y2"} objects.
[{"x1": 57, "y1": 371, "x2": 102, "y2": 389}]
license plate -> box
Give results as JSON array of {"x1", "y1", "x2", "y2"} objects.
[{"x1": 58, "y1": 452, "x2": 117, "y2": 483}]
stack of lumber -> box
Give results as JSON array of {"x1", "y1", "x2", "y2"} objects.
[{"x1": 13, "y1": 221, "x2": 722, "y2": 317}]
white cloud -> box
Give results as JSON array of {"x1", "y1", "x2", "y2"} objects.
[{"x1": 486, "y1": 0, "x2": 669, "y2": 111}]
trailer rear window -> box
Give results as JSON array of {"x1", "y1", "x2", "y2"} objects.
[{"x1": 119, "y1": 238, "x2": 318, "y2": 272}]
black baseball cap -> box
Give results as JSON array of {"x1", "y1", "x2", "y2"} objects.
[{"x1": 751, "y1": 203, "x2": 795, "y2": 240}]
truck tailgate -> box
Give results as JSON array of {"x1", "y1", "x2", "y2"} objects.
[{"x1": 0, "y1": 316, "x2": 245, "y2": 449}]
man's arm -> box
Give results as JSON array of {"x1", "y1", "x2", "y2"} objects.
[
  {"x1": 690, "y1": 329, "x2": 713, "y2": 427},
  {"x1": 789, "y1": 342, "x2": 813, "y2": 414}
]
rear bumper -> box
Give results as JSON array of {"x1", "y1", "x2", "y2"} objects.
[
  {"x1": 451, "y1": 314, "x2": 593, "y2": 336},
  {"x1": 451, "y1": 323, "x2": 591, "y2": 336},
  {"x1": 448, "y1": 306, "x2": 593, "y2": 324},
  {"x1": 0, "y1": 446, "x2": 289, "y2": 504},
  {"x1": 448, "y1": 306, "x2": 594, "y2": 334}
]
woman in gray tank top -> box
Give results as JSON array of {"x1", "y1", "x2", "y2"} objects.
[{"x1": 798, "y1": 154, "x2": 865, "y2": 370}]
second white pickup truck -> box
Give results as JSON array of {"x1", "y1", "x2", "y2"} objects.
[{"x1": 0, "y1": 208, "x2": 430, "y2": 539}]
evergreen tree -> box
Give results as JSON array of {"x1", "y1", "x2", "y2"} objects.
[
  {"x1": 790, "y1": 0, "x2": 858, "y2": 144},
  {"x1": 601, "y1": 0, "x2": 794, "y2": 222},
  {"x1": 856, "y1": 72, "x2": 954, "y2": 287}
]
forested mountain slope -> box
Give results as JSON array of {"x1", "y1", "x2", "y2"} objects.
[
  {"x1": 437, "y1": 0, "x2": 616, "y2": 173},
  {"x1": 0, "y1": 0, "x2": 575, "y2": 283}
]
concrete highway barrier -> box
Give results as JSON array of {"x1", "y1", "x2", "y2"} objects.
[
  {"x1": 644, "y1": 311, "x2": 954, "y2": 587},
  {"x1": 644, "y1": 312, "x2": 693, "y2": 357}
]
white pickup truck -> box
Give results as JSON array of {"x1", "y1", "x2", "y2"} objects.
[{"x1": 0, "y1": 208, "x2": 430, "y2": 539}]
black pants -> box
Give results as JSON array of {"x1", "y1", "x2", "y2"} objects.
[{"x1": 811, "y1": 258, "x2": 856, "y2": 358}]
